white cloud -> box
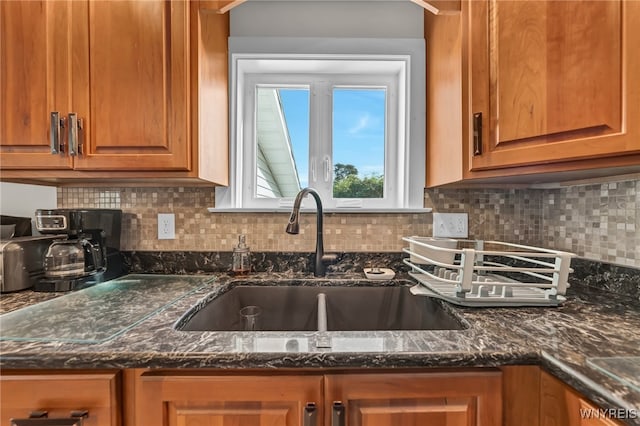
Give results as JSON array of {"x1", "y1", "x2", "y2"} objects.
[{"x1": 348, "y1": 114, "x2": 370, "y2": 135}]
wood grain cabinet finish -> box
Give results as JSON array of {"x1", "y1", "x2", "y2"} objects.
[
  {"x1": 0, "y1": 0, "x2": 229, "y2": 184},
  {"x1": 325, "y1": 372, "x2": 502, "y2": 426},
  {"x1": 469, "y1": 0, "x2": 640, "y2": 171},
  {"x1": 0, "y1": 0, "x2": 74, "y2": 170},
  {"x1": 502, "y1": 366, "x2": 624, "y2": 426},
  {"x1": 425, "y1": 0, "x2": 640, "y2": 186},
  {"x1": 0, "y1": 372, "x2": 120, "y2": 426},
  {"x1": 133, "y1": 372, "x2": 323, "y2": 426},
  {"x1": 70, "y1": 0, "x2": 190, "y2": 172},
  {"x1": 131, "y1": 370, "x2": 501, "y2": 426},
  {"x1": 540, "y1": 370, "x2": 624, "y2": 426}
]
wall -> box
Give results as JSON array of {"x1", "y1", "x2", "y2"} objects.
[
  {"x1": 230, "y1": 1, "x2": 424, "y2": 38},
  {"x1": 0, "y1": 182, "x2": 57, "y2": 234},
  {"x1": 56, "y1": 176, "x2": 639, "y2": 267}
]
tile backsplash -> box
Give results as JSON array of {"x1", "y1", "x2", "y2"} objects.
[
  {"x1": 58, "y1": 176, "x2": 639, "y2": 267},
  {"x1": 58, "y1": 187, "x2": 431, "y2": 252},
  {"x1": 542, "y1": 180, "x2": 639, "y2": 266}
]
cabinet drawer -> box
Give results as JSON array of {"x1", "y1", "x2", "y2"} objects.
[{"x1": 0, "y1": 372, "x2": 120, "y2": 426}]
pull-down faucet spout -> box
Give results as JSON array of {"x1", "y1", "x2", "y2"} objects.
[{"x1": 286, "y1": 188, "x2": 336, "y2": 277}]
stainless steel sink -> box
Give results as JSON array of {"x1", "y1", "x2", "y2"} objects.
[{"x1": 177, "y1": 283, "x2": 467, "y2": 332}]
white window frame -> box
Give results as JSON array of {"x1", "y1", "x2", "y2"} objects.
[{"x1": 214, "y1": 37, "x2": 426, "y2": 212}]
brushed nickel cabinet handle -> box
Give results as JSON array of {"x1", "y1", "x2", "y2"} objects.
[
  {"x1": 68, "y1": 113, "x2": 78, "y2": 156},
  {"x1": 303, "y1": 402, "x2": 317, "y2": 426},
  {"x1": 473, "y1": 112, "x2": 482, "y2": 156},
  {"x1": 50, "y1": 112, "x2": 63, "y2": 154},
  {"x1": 331, "y1": 401, "x2": 345, "y2": 426}
]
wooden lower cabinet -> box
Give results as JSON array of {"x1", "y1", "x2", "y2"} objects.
[
  {"x1": 131, "y1": 371, "x2": 323, "y2": 426},
  {"x1": 130, "y1": 369, "x2": 502, "y2": 426},
  {"x1": 540, "y1": 370, "x2": 623, "y2": 426},
  {"x1": 502, "y1": 366, "x2": 624, "y2": 426},
  {"x1": 0, "y1": 367, "x2": 622, "y2": 426},
  {"x1": 0, "y1": 371, "x2": 120, "y2": 426},
  {"x1": 325, "y1": 371, "x2": 502, "y2": 426}
]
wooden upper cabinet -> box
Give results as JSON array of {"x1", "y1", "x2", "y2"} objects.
[
  {"x1": 324, "y1": 371, "x2": 502, "y2": 426},
  {"x1": 425, "y1": 0, "x2": 640, "y2": 187},
  {"x1": 469, "y1": 0, "x2": 639, "y2": 171},
  {"x1": 0, "y1": 0, "x2": 74, "y2": 170},
  {"x1": 0, "y1": 0, "x2": 230, "y2": 184},
  {"x1": 71, "y1": 0, "x2": 190, "y2": 171}
]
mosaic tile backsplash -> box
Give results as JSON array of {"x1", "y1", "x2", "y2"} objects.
[{"x1": 58, "y1": 176, "x2": 640, "y2": 266}]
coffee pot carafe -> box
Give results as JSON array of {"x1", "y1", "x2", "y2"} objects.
[
  {"x1": 43, "y1": 238, "x2": 106, "y2": 280},
  {"x1": 34, "y1": 208, "x2": 124, "y2": 292}
]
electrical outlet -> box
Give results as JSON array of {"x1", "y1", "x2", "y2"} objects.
[
  {"x1": 158, "y1": 213, "x2": 175, "y2": 240},
  {"x1": 433, "y1": 212, "x2": 468, "y2": 238}
]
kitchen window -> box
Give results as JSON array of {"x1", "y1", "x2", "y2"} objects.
[{"x1": 214, "y1": 37, "x2": 426, "y2": 212}]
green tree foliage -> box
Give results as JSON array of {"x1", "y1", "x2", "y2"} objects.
[
  {"x1": 333, "y1": 163, "x2": 383, "y2": 198},
  {"x1": 334, "y1": 163, "x2": 359, "y2": 181}
]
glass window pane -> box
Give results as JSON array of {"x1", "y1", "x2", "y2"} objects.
[
  {"x1": 332, "y1": 88, "x2": 386, "y2": 199},
  {"x1": 255, "y1": 87, "x2": 309, "y2": 198}
]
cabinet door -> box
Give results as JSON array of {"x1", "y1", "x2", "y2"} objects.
[
  {"x1": 325, "y1": 371, "x2": 502, "y2": 426},
  {"x1": 135, "y1": 371, "x2": 323, "y2": 426},
  {"x1": 540, "y1": 371, "x2": 623, "y2": 426},
  {"x1": 0, "y1": 0, "x2": 74, "y2": 170},
  {"x1": 0, "y1": 372, "x2": 120, "y2": 426},
  {"x1": 71, "y1": 0, "x2": 191, "y2": 171},
  {"x1": 469, "y1": 0, "x2": 640, "y2": 171}
]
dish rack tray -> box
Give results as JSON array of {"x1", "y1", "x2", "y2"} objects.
[{"x1": 402, "y1": 237, "x2": 575, "y2": 307}]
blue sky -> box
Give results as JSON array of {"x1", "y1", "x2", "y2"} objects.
[{"x1": 279, "y1": 88, "x2": 385, "y2": 188}]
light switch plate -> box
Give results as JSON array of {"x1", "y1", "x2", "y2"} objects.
[
  {"x1": 158, "y1": 213, "x2": 175, "y2": 240},
  {"x1": 433, "y1": 212, "x2": 468, "y2": 238}
]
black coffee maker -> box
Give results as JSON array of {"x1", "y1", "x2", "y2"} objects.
[{"x1": 34, "y1": 208, "x2": 125, "y2": 291}]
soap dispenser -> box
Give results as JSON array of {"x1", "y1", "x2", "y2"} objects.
[{"x1": 232, "y1": 234, "x2": 251, "y2": 275}]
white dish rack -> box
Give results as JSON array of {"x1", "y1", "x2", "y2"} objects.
[{"x1": 402, "y1": 237, "x2": 576, "y2": 307}]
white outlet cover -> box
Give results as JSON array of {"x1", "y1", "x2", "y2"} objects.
[
  {"x1": 433, "y1": 212, "x2": 468, "y2": 238},
  {"x1": 158, "y1": 213, "x2": 176, "y2": 240}
]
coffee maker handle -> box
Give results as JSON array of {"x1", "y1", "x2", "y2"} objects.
[{"x1": 81, "y1": 239, "x2": 107, "y2": 274}]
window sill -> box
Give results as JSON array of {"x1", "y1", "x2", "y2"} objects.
[{"x1": 207, "y1": 208, "x2": 432, "y2": 214}]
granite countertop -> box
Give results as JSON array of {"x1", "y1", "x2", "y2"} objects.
[{"x1": 1, "y1": 272, "x2": 639, "y2": 425}]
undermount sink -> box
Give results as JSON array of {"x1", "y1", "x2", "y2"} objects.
[{"x1": 176, "y1": 282, "x2": 467, "y2": 332}]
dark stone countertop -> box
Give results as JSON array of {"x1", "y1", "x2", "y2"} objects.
[{"x1": 1, "y1": 272, "x2": 639, "y2": 425}]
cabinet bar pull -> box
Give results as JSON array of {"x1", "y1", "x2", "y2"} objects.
[
  {"x1": 11, "y1": 410, "x2": 88, "y2": 426},
  {"x1": 50, "y1": 112, "x2": 62, "y2": 154},
  {"x1": 331, "y1": 401, "x2": 345, "y2": 426},
  {"x1": 473, "y1": 112, "x2": 482, "y2": 156},
  {"x1": 76, "y1": 118, "x2": 85, "y2": 156},
  {"x1": 68, "y1": 113, "x2": 78, "y2": 156},
  {"x1": 303, "y1": 402, "x2": 317, "y2": 426}
]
